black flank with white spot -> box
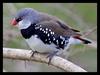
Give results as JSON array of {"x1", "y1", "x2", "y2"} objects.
[{"x1": 21, "y1": 23, "x2": 70, "y2": 49}]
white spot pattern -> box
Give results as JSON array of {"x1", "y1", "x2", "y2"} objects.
[
  {"x1": 40, "y1": 28, "x2": 42, "y2": 31},
  {"x1": 61, "y1": 41, "x2": 63, "y2": 45},
  {"x1": 46, "y1": 28, "x2": 48, "y2": 31},
  {"x1": 49, "y1": 29, "x2": 51, "y2": 31},
  {"x1": 60, "y1": 36, "x2": 65, "y2": 41},
  {"x1": 53, "y1": 37, "x2": 55, "y2": 41},
  {"x1": 47, "y1": 34, "x2": 50, "y2": 37},
  {"x1": 35, "y1": 26, "x2": 40, "y2": 29},
  {"x1": 56, "y1": 40, "x2": 59, "y2": 45},
  {"x1": 45, "y1": 31, "x2": 48, "y2": 34},
  {"x1": 52, "y1": 32, "x2": 54, "y2": 35}
]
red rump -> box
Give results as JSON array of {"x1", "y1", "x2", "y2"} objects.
[{"x1": 73, "y1": 35, "x2": 91, "y2": 44}]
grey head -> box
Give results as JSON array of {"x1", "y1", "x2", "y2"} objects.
[
  {"x1": 15, "y1": 8, "x2": 40, "y2": 23},
  {"x1": 12, "y1": 8, "x2": 41, "y2": 29}
]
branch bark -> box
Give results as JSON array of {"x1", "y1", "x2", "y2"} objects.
[{"x1": 3, "y1": 48, "x2": 87, "y2": 72}]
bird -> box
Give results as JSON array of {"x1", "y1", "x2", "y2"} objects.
[{"x1": 10, "y1": 8, "x2": 91, "y2": 64}]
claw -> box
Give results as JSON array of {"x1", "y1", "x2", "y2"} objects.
[
  {"x1": 46, "y1": 54, "x2": 53, "y2": 65},
  {"x1": 46, "y1": 51, "x2": 58, "y2": 65},
  {"x1": 30, "y1": 50, "x2": 39, "y2": 57}
]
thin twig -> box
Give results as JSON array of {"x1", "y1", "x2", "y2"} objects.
[
  {"x1": 83, "y1": 27, "x2": 97, "y2": 37},
  {"x1": 81, "y1": 27, "x2": 97, "y2": 49},
  {"x1": 3, "y1": 48, "x2": 87, "y2": 72}
]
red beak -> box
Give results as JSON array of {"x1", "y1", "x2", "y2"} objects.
[{"x1": 10, "y1": 18, "x2": 18, "y2": 26}]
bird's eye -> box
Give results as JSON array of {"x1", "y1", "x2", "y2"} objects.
[
  {"x1": 16, "y1": 17, "x2": 22, "y2": 22},
  {"x1": 18, "y1": 18, "x2": 22, "y2": 21}
]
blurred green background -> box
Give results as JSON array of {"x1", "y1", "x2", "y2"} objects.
[{"x1": 3, "y1": 3, "x2": 97, "y2": 72}]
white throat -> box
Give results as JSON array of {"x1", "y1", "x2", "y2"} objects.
[{"x1": 17, "y1": 20, "x2": 31, "y2": 29}]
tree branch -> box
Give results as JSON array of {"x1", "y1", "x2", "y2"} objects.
[
  {"x1": 83, "y1": 27, "x2": 97, "y2": 37},
  {"x1": 3, "y1": 48, "x2": 87, "y2": 72}
]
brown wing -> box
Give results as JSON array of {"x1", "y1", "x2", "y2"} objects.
[
  {"x1": 39, "y1": 12, "x2": 80, "y2": 32},
  {"x1": 37, "y1": 20, "x2": 81, "y2": 37}
]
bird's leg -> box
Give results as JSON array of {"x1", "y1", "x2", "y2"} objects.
[
  {"x1": 30, "y1": 50, "x2": 39, "y2": 57},
  {"x1": 46, "y1": 51, "x2": 58, "y2": 65}
]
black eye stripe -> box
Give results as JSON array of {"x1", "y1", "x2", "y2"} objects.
[{"x1": 16, "y1": 18, "x2": 22, "y2": 22}]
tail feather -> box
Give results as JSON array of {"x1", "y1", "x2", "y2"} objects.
[{"x1": 73, "y1": 36, "x2": 91, "y2": 44}]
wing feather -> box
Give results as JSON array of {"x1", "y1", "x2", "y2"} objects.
[{"x1": 37, "y1": 20, "x2": 81, "y2": 37}]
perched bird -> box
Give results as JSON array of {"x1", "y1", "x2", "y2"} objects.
[{"x1": 10, "y1": 8, "x2": 91, "y2": 64}]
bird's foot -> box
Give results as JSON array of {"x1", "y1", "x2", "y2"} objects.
[
  {"x1": 46, "y1": 51, "x2": 58, "y2": 65},
  {"x1": 30, "y1": 50, "x2": 39, "y2": 57}
]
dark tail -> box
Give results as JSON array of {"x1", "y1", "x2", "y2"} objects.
[{"x1": 73, "y1": 36, "x2": 91, "y2": 44}]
